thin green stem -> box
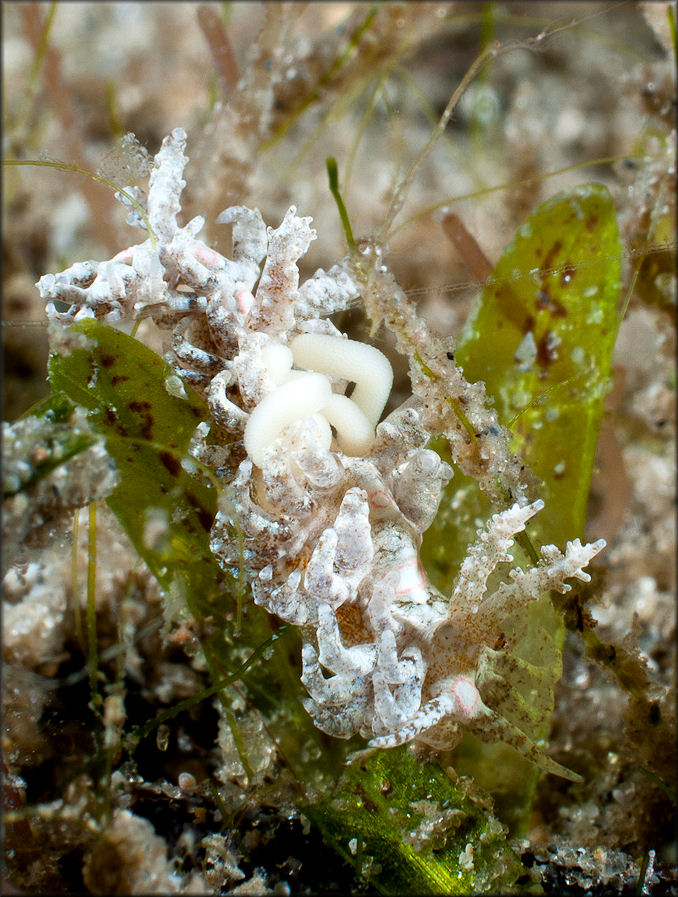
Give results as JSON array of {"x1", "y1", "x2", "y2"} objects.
[
  {"x1": 393, "y1": 64, "x2": 486, "y2": 191},
  {"x1": 326, "y1": 157, "x2": 355, "y2": 252},
  {"x1": 56, "y1": 627, "x2": 289, "y2": 801},
  {"x1": 87, "y1": 502, "x2": 101, "y2": 715},
  {"x1": 105, "y1": 80, "x2": 124, "y2": 141},
  {"x1": 412, "y1": 349, "x2": 478, "y2": 442},
  {"x1": 28, "y1": 1, "x2": 57, "y2": 84},
  {"x1": 515, "y1": 530, "x2": 540, "y2": 566},
  {"x1": 235, "y1": 516, "x2": 246, "y2": 636},
  {"x1": 446, "y1": 397, "x2": 478, "y2": 442},
  {"x1": 124, "y1": 629, "x2": 287, "y2": 748},
  {"x1": 379, "y1": 40, "x2": 500, "y2": 244},
  {"x1": 635, "y1": 851, "x2": 651, "y2": 896},
  {"x1": 71, "y1": 510, "x2": 84, "y2": 649},
  {"x1": 208, "y1": 778, "x2": 236, "y2": 831},
  {"x1": 2, "y1": 159, "x2": 157, "y2": 250},
  {"x1": 224, "y1": 708, "x2": 255, "y2": 782},
  {"x1": 638, "y1": 766, "x2": 677, "y2": 805},
  {"x1": 668, "y1": 4, "x2": 677, "y2": 58}
]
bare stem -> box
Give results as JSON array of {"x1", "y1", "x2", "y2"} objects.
[{"x1": 379, "y1": 41, "x2": 501, "y2": 245}]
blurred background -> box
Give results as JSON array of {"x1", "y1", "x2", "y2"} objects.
[{"x1": 2, "y1": 3, "x2": 676, "y2": 892}]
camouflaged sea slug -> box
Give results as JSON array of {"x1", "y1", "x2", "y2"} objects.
[{"x1": 38, "y1": 128, "x2": 604, "y2": 779}]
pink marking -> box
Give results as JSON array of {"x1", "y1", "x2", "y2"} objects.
[
  {"x1": 395, "y1": 555, "x2": 426, "y2": 597},
  {"x1": 193, "y1": 245, "x2": 221, "y2": 266},
  {"x1": 369, "y1": 489, "x2": 395, "y2": 510},
  {"x1": 112, "y1": 247, "x2": 134, "y2": 264},
  {"x1": 236, "y1": 288, "x2": 255, "y2": 315},
  {"x1": 451, "y1": 677, "x2": 480, "y2": 716}
]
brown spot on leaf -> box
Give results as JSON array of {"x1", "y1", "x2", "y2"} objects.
[
  {"x1": 356, "y1": 786, "x2": 378, "y2": 814},
  {"x1": 128, "y1": 400, "x2": 154, "y2": 440},
  {"x1": 160, "y1": 451, "x2": 181, "y2": 477},
  {"x1": 100, "y1": 354, "x2": 116, "y2": 368},
  {"x1": 540, "y1": 240, "x2": 562, "y2": 276},
  {"x1": 185, "y1": 491, "x2": 214, "y2": 532}
]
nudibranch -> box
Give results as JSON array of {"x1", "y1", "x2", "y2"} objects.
[{"x1": 37, "y1": 128, "x2": 605, "y2": 779}]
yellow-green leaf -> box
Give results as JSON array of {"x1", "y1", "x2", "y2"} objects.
[
  {"x1": 421, "y1": 185, "x2": 621, "y2": 830},
  {"x1": 304, "y1": 746, "x2": 537, "y2": 895},
  {"x1": 47, "y1": 319, "x2": 230, "y2": 620},
  {"x1": 458, "y1": 183, "x2": 621, "y2": 544}
]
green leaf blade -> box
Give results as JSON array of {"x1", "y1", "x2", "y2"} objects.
[
  {"x1": 421, "y1": 185, "x2": 622, "y2": 831},
  {"x1": 457, "y1": 183, "x2": 621, "y2": 544},
  {"x1": 47, "y1": 319, "x2": 230, "y2": 618},
  {"x1": 305, "y1": 747, "x2": 534, "y2": 895}
]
